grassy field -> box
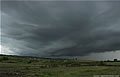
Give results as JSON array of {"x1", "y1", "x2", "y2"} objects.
[{"x1": 0, "y1": 55, "x2": 120, "y2": 77}]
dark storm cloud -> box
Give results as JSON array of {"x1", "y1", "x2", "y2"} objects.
[{"x1": 1, "y1": 1, "x2": 120, "y2": 57}]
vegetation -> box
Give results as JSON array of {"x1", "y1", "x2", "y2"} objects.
[{"x1": 0, "y1": 55, "x2": 120, "y2": 77}]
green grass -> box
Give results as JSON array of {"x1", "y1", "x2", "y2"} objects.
[
  {"x1": 104, "y1": 62, "x2": 120, "y2": 65},
  {"x1": 0, "y1": 56, "x2": 120, "y2": 77}
]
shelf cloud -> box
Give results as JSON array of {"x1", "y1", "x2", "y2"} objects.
[{"x1": 1, "y1": 1, "x2": 120, "y2": 58}]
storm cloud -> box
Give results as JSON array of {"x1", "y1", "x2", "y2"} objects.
[{"x1": 1, "y1": 1, "x2": 120, "y2": 58}]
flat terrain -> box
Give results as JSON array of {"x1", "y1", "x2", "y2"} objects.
[{"x1": 0, "y1": 55, "x2": 120, "y2": 77}]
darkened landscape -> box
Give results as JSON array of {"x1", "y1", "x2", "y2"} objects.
[
  {"x1": 1, "y1": 1, "x2": 120, "y2": 77},
  {"x1": 0, "y1": 55, "x2": 120, "y2": 77}
]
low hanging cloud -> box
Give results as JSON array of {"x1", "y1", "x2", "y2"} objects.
[{"x1": 1, "y1": 1, "x2": 120, "y2": 57}]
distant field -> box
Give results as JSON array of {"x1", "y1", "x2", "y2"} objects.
[
  {"x1": 0, "y1": 55, "x2": 120, "y2": 77},
  {"x1": 104, "y1": 62, "x2": 120, "y2": 65}
]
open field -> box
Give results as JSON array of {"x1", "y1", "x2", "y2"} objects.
[{"x1": 0, "y1": 55, "x2": 120, "y2": 77}]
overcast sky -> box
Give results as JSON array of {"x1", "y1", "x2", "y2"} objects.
[{"x1": 1, "y1": 1, "x2": 120, "y2": 60}]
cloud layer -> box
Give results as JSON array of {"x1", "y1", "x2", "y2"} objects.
[{"x1": 1, "y1": 1, "x2": 120, "y2": 57}]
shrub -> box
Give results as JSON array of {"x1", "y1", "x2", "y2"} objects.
[
  {"x1": 27, "y1": 60, "x2": 32, "y2": 64},
  {"x1": 2, "y1": 56, "x2": 9, "y2": 60}
]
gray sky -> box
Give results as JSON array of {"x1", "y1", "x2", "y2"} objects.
[{"x1": 1, "y1": 1, "x2": 120, "y2": 60}]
